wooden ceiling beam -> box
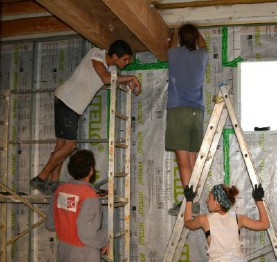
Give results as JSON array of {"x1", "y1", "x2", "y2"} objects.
[
  {"x1": 153, "y1": 0, "x2": 277, "y2": 9},
  {"x1": 160, "y1": 2, "x2": 277, "y2": 27},
  {"x1": 0, "y1": 16, "x2": 74, "y2": 40},
  {"x1": 35, "y1": 0, "x2": 118, "y2": 49},
  {"x1": 102, "y1": 0, "x2": 171, "y2": 61},
  {"x1": 1, "y1": 0, "x2": 50, "y2": 20}
]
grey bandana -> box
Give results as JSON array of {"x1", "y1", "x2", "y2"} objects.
[{"x1": 212, "y1": 184, "x2": 231, "y2": 210}]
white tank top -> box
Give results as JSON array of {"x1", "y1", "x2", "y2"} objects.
[
  {"x1": 206, "y1": 212, "x2": 246, "y2": 262},
  {"x1": 55, "y1": 48, "x2": 114, "y2": 115}
]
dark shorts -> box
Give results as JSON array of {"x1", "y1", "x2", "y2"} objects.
[
  {"x1": 54, "y1": 97, "x2": 80, "y2": 140},
  {"x1": 165, "y1": 106, "x2": 204, "y2": 152}
]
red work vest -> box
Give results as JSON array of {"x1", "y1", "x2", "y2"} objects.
[{"x1": 53, "y1": 183, "x2": 98, "y2": 246}]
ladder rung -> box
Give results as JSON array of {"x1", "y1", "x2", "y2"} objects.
[
  {"x1": 100, "y1": 195, "x2": 128, "y2": 204},
  {"x1": 114, "y1": 230, "x2": 126, "y2": 238},
  {"x1": 101, "y1": 255, "x2": 113, "y2": 262},
  {"x1": 115, "y1": 111, "x2": 128, "y2": 121},
  {"x1": 114, "y1": 202, "x2": 128, "y2": 207},
  {"x1": 115, "y1": 142, "x2": 128, "y2": 149},
  {"x1": 101, "y1": 83, "x2": 129, "y2": 93},
  {"x1": 115, "y1": 172, "x2": 128, "y2": 177},
  {"x1": 117, "y1": 84, "x2": 129, "y2": 92}
]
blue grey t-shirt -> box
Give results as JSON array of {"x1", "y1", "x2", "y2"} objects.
[{"x1": 167, "y1": 47, "x2": 208, "y2": 111}]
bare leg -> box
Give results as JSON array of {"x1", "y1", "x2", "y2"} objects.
[
  {"x1": 49, "y1": 162, "x2": 63, "y2": 182},
  {"x1": 48, "y1": 138, "x2": 72, "y2": 181},
  {"x1": 38, "y1": 138, "x2": 76, "y2": 181},
  {"x1": 175, "y1": 150, "x2": 197, "y2": 188}
]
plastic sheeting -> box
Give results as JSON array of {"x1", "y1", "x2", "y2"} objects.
[{"x1": 0, "y1": 25, "x2": 277, "y2": 261}]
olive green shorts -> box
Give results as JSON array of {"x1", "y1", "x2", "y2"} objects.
[{"x1": 165, "y1": 106, "x2": 204, "y2": 152}]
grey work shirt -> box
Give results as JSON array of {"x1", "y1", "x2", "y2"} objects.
[{"x1": 46, "y1": 179, "x2": 108, "y2": 262}]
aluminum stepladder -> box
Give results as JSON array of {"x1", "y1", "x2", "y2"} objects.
[
  {"x1": 163, "y1": 84, "x2": 277, "y2": 261},
  {"x1": 105, "y1": 70, "x2": 131, "y2": 261}
]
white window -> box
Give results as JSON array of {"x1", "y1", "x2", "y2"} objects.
[{"x1": 238, "y1": 61, "x2": 277, "y2": 132}]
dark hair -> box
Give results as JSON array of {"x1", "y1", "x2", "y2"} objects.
[
  {"x1": 108, "y1": 40, "x2": 133, "y2": 58},
  {"x1": 178, "y1": 24, "x2": 199, "y2": 51},
  {"x1": 222, "y1": 184, "x2": 239, "y2": 206},
  {"x1": 67, "y1": 149, "x2": 96, "y2": 180}
]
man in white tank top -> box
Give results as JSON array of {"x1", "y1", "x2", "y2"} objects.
[{"x1": 30, "y1": 40, "x2": 141, "y2": 195}]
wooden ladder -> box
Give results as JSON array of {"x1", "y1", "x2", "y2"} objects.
[{"x1": 105, "y1": 70, "x2": 132, "y2": 261}]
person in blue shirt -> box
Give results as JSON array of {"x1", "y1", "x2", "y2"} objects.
[{"x1": 166, "y1": 24, "x2": 209, "y2": 216}]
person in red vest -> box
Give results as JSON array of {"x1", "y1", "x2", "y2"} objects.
[{"x1": 46, "y1": 149, "x2": 109, "y2": 262}]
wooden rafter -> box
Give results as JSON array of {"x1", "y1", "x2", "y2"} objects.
[
  {"x1": 103, "y1": 0, "x2": 171, "y2": 61},
  {"x1": 35, "y1": 0, "x2": 118, "y2": 49},
  {"x1": 153, "y1": 0, "x2": 277, "y2": 9},
  {"x1": 0, "y1": 16, "x2": 74, "y2": 40},
  {"x1": 1, "y1": 0, "x2": 50, "y2": 20}
]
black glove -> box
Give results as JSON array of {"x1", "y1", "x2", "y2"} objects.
[
  {"x1": 184, "y1": 185, "x2": 197, "y2": 202},
  {"x1": 252, "y1": 184, "x2": 264, "y2": 202}
]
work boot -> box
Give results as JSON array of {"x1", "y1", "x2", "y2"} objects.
[
  {"x1": 30, "y1": 176, "x2": 48, "y2": 194},
  {"x1": 168, "y1": 202, "x2": 182, "y2": 216},
  {"x1": 44, "y1": 180, "x2": 64, "y2": 195}
]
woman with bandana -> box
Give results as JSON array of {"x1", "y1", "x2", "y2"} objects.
[{"x1": 183, "y1": 184, "x2": 269, "y2": 262}]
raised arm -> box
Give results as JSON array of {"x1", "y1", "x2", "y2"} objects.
[
  {"x1": 169, "y1": 28, "x2": 178, "y2": 49},
  {"x1": 197, "y1": 31, "x2": 207, "y2": 49},
  {"x1": 239, "y1": 184, "x2": 270, "y2": 231}
]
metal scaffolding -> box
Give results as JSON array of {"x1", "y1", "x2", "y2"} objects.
[{"x1": 0, "y1": 72, "x2": 132, "y2": 261}]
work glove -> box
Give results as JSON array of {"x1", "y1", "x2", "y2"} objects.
[
  {"x1": 252, "y1": 184, "x2": 264, "y2": 202},
  {"x1": 184, "y1": 185, "x2": 197, "y2": 202}
]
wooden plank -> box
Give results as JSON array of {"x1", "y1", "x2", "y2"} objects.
[
  {"x1": 0, "y1": 16, "x2": 75, "y2": 40},
  {"x1": 102, "y1": 0, "x2": 171, "y2": 61},
  {"x1": 153, "y1": 0, "x2": 277, "y2": 9},
  {"x1": 1, "y1": 0, "x2": 50, "y2": 20},
  {"x1": 124, "y1": 86, "x2": 132, "y2": 260},
  {"x1": 79, "y1": 0, "x2": 147, "y2": 52},
  {"x1": 107, "y1": 70, "x2": 117, "y2": 260},
  {"x1": 159, "y1": 3, "x2": 277, "y2": 27},
  {"x1": 35, "y1": 0, "x2": 120, "y2": 49},
  {"x1": 1, "y1": 0, "x2": 146, "y2": 51}
]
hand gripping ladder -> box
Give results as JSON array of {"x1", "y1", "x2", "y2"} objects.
[{"x1": 163, "y1": 84, "x2": 277, "y2": 261}]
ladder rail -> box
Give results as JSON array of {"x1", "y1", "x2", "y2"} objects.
[
  {"x1": 164, "y1": 84, "x2": 277, "y2": 261},
  {"x1": 220, "y1": 85, "x2": 277, "y2": 257},
  {"x1": 124, "y1": 85, "x2": 131, "y2": 260},
  {"x1": 108, "y1": 71, "x2": 117, "y2": 260},
  {"x1": 163, "y1": 95, "x2": 227, "y2": 261},
  {"x1": 107, "y1": 71, "x2": 131, "y2": 261},
  {"x1": 173, "y1": 106, "x2": 229, "y2": 261}
]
